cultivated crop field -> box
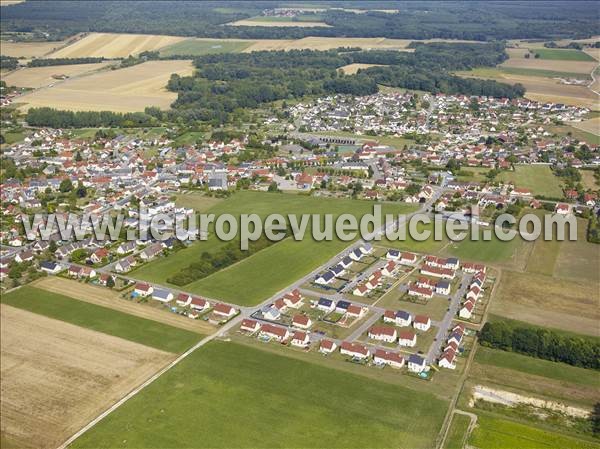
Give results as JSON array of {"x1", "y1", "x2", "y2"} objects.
[
  {"x1": 571, "y1": 117, "x2": 600, "y2": 136},
  {"x1": 71, "y1": 341, "x2": 448, "y2": 449},
  {"x1": 159, "y1": 38, "x2": 254, "y2": 56},
  {"x1": 0, "y1": 40, "x2": 66, "y2": 58},
  {"x1": 243, "y1": 36, "x2": 416, "y2": 52},
  {"x1": 0, "y1": 304, "x2": 172, "y2": 449},
  {"x1": 1, "y1": 62, "x2": 113, "y2": 88},
  {"x1": 338, "y1": 63, "x2": 386, "y2": 74},
  {"x1": 17, "y1": 60, "x2": 194, "y2": 112},
  {"x1": 490, "y1": 271, "x2": 600, "y2": 336},
  {"x1": 228, "y1": 18, "x2": 331, "y2": 27},
  {"x1": 457, "y1": 66, "x2": 600, "y2": 109},
  {"x1": 49, "y1": 32, "x2": 186, "y2": 58},
  {"x1": 501, "y1": 48, "x2": 598, "y2": 74},
  {"x1": 1, "y1": 285, "x2": 203, "y2": 353}
]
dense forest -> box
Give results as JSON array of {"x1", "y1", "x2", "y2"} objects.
[
  {"x1": 479, "y1": 320, "x2": 600, "y2": 370},
  {"x1": 1, "y1": 1, "x2": 598, "y2": 41}
]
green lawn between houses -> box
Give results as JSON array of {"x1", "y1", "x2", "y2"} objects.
[
  {"x1": 132, "y1": 191, "x2": 419, "y2": 305},
  {"x1": 1, "y1": 286, "x2": 202, "y2": 353},
  {"x1": 71, "y1": 341, "x2": 448, "y2": 449},
  {"x1": 497, "y1": 165, "x2": 563, "y2": 198},
  {"x1": 468, "y1": 415, "x2": 600, "y2": 449}
]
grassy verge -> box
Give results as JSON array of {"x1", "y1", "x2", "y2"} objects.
[{"x1": 444, "y1": 414, "x2": 471, "y2": 449}]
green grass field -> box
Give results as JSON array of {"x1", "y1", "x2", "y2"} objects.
[
  {"x1": 469, "y1": 415, "x2": 600, "y2": 449},
  {"x1": 533, "y1": 48, "x2": 597, "y2": 61},
  {"x1": 444, "y1": 414, "x2": 471, "y2": 449},
  {"x1": 71, "y1": 341, "x2": 448, "y2": 449},
  {"x1": 1, "y1": 286, "x2": 201, "y2": 353},
  {"x1": 186, "y1": 236, "x2": 351, "y2": 305},
  {"x1": 133, "y1": 191, "x2": 417, "y2": 302},
  {"x1": 444, "y1": 231, "x2": 524, "y2": 264},
  {"x1": 159, "y1": 39, "x2": 253, "y2": 56},
  {"x1": 497, "y1": 165, "x2": 563, "y2": 198},
  {"x1": 475, "y1": 346, "x2": 599, "y2": 389}
]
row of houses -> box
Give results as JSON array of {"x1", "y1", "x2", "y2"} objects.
[
  {"x1": 133, "y1": 282, "x2": 238, "y2": 320},
  {"x1": 458, "y1": 271, "x2": 486, "y2": 320},
  {"x1": 383, "y1": 310, "x2": 432, "y2": 331},
  {"x1": 438, "y1": 324, "x2": 466, "y2": 369}
]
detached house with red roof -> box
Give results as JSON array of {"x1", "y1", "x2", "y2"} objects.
[
  {"x1": 368, "y1": 325, "x2": 398, "y2": 343},
  {"x1": 241, "y1": 319, "x2": 261, "y2": 334},
  {"x1": 373, "y1": 349, "x2": 405, "y2": 369},
  {"x1": 340, "y1": 341, "x2": 370, "y2": 360}
]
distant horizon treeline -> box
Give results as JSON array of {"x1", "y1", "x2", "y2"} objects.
[
  {"x1": 479, "y1": 320, "x2": 600, "y2": 370},
  {"x1": 1, "y1": 1, "x2": 599, "y2": 41}
]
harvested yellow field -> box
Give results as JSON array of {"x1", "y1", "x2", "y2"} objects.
[
  {"x1": 570, "y1": 117, "x2": 600, "y2": 136},
  {"x1": 0, "y1": 41, "x2": 66, "y2": 58},
  {"x1": 339, "y1": 63, "x2": 386, "y2": 74},
  {"x1": 501, "y1": 48, "x2": 598, "y2": 74},
  {"x1": 1, "y1": 62, "x2": 113, "y2": 88},
  {"x1": 244, "y1": 37, "x2": 415, "y2": 52},
  {"x1": 0, "y1": 304, "x2": 172, "y2": 449},
  {"x1": 17, "y1": 60, "x2": 194, "y2": 112},
  {"x1": 49, "y1": 32, "x2": 186, "y2": 58},
  {"x1": 0, "y1": 0, "x2": 24, "y2": 5}
]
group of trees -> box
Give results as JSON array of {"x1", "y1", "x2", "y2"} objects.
[
  {"x1": 27, "y1": 57, "x2": 104, "y2": 67},
  {"x1": 166, "y1": 234, "x2": 279, "y2": 286},
  {"x1": 2, "y1": 1, "x2": 598, "y2": 41},
  {"x1": 26, "y1": 107, "x2": 158, "y2": 128},
  {"x1": 166, "y1": 43, "x2": 524, "y2": 125},
  {"x1": 0, "y1": 55, "x2": 18, "y2": 70},
  {"x1": 479, "y1": 320, "x2": 600, "y2": 369}
]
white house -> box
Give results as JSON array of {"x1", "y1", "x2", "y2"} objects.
[
  {"x1": 291, "y1": 331, "x2": 310, "y2": 348},
  {"x1": 292, "y1": 314, "x2": 312, "y2": 329},
  {"x1": 134, "y1": 282, "x2": 153, "y2": 297},
  {"x1": 368, "y1": 325, "x2": 397, "y2": 343},
  {"x1": 240, "y1": 318, "x2": 261, "y2": 334},
  {"x1": 319, "y1": 339, "x2": 337, "y2": 354},
  {"x1": 152, "y1": 288, "x2": 173, "y2": 303},
  {"x1": 413, "y1": 315, "x2": 431, "y2": 332},
  {"x1": 373, "y1": 349, "x2": 405, "y2": 369},
  {"x1": 438, "y1": 348, "x2": 457, "y2": 369},
  {"x1": 408, "y1": 354, "x2": 427, "y2": 373},
  {"x1": 340, "y1": 341, "x2": 370, "y2": 360},
  {"x1": 398, "y1": 330, "x2": 417, "y2": 347}
]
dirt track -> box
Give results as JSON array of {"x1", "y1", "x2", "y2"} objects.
[
  {"x1": 0, "y1": 304, "x2": 173, "y2": 449},
  {"x1": 33, "y1": 277, "x2": 216, "y2": 335}
]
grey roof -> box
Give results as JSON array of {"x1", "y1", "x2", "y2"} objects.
[
  {"x1": 396, "y1": 310, "x2": 411, "y2": 320},
  {"x1": 318, "y1": 298, "x2": 333, "y2": 307}
]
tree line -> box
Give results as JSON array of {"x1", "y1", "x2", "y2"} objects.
[
  {"x1": 479, "y1": 320, "x2": 600, "y2": 370},
  {"x1": 27, "y1": 57, "x2": 105, "y2": 67}
]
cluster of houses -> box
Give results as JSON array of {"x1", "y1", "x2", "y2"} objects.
[
  {"x1": 458, "y1": 269, "x2": 487, "y2": 320},
  {"x1": 438, "y1": 324, "x2": 466, "y2": 370},
  {"x1": 420, "y1": 255, "x2": 460, "y2": 280},
  {"x1": 315, "y1": 243, "x2": 373, "y2": 286},
  {"x1": 133, "y1": 282, "x2": 238, "y2": 321},
  {"x1": 318, "y1": 340, "x2": 427, "y2": 374},
  {"x1": 240, "y1": 319, "x2": 311, "y2": 349},
  {"x1": 259, "y1": 289, "x2": 305, "y2": 321}
]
